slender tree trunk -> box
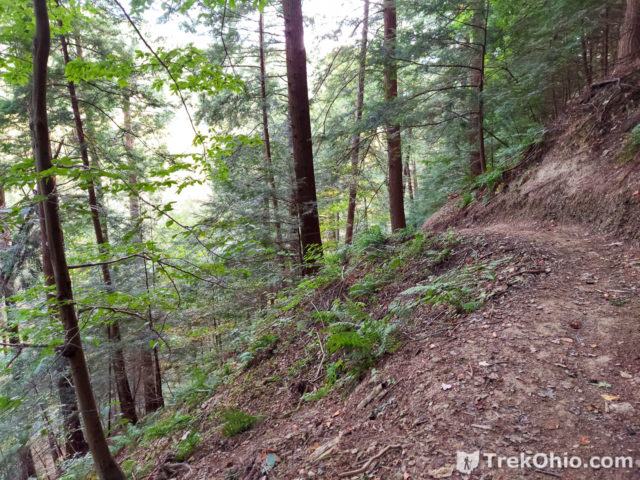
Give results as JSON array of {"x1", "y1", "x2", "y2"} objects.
[
  {"x1": 0, "y1": 186, "x2": 16, "y2": 344},
  {"x1": 283, "y1": 0, "x2": 323, "y2": 272},
  {"x1": 617, "y1": 0, "x2": 640, "y2": 72},
  {"x1": 123, "y1": 100, "x2": 163, "y2": 415},
  {"x1": 581, "y1": 35, "x2": 593, "y2": 86},
  {"x1": 404, "y1": 128, "x2": 414, "y2": 202},
  {"x1": 469, "y1": 1, "x2": 488, "y2": 176},
  {"x1": 31, "y1": 2, "x2": 126, "y2": 478},
  {"x1": 259, "y1": 13, "x2": 283, "y2": 248},
  {"x1": 18, "y1": 444, "x2": 37, "y2": 480},
  {"x1": 58, "y1": 30, "x2": 137, "y2": 425},
  {"x1": 287, "y1": 152, "x2": 303, "y2": 264},
  {"x1": 383, "y1": 0, "x2": 406, "y2": 231},
  {"x1": 38, "y1": 199, "x2": 90, "y2": 459},
  {"x1": 345, "y1": 0, "x2": 369, "y2": 245}
]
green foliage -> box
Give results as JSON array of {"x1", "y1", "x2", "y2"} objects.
[
  {"x1": 353, "y1": 226, "x2": 387, "y2": 256},
  {"x1": 250, "y1": 333, "x2": 279, "y2": 352},
  {"x1": 144, "y1": 412, "x2": 193, "y2": 441},
  {"x1": 619, "y1": 125, "x2": 640, "y2": 165},
  {"x1": 176, "y1": 366, "x2": 223, "y2": 408},
  {"x1": 349, "y1": 274, "x2": 384, "y2": 300},
  {"x1": 175, "y1": 431, "x2": 202, "y2": 461},
  {"x1": 301, "y1": 385, "x2": 330, "y2": 402},
  {"x1": 391, "y1": 258, "x2": 508, "y2": 316},
  {"x1": 220, "y1": 409, "x2": 259, "y2": 437},
  {"x1": 322, "y1": 300, "x2": 398, "y2": 379}
]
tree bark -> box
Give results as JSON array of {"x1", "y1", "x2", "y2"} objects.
[
  {"x1": 18, "y1": 444, "x2": 37, "y2": 480},
  {"x1": 602, "y1": 5, "x2": 610, "y2": 77},
  {"x1": 404, "y1": 128, "x2": 414, "y2": 202},
  {"x1": 38, "y1": 199, "x2": 90, "y2": 459},
  {"x1": 469, "y1": 1, "x2": 488, "y2": 176},
  {"x1": 345, "y1": 0, "x2": 370, "y2": 245},
  {"x1": 59, "y1": 29, "x2": 137, "y2": 425},
  {"x1": 0, "y1": 186, "x2": 17, "y2": 344},
  {"x1": 383, "y1": 0, "x2": 406, "y2": 232},
  {"x1": 617, "y1": 0, "x2": 640, "y2": 72},
  {"x1": 31, "y1": 1, "x2": 126, "y2": 478},
  {"x1": 282, "y1": 0, "x2": 323, "y2": 272},
  {"x1": 259, "y1": 13, "x2": 283, "y2": 248}
]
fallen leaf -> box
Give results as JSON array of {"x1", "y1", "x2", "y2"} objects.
[
  {"x1": 590, "y1": 344, "x2": 598, "y2": 348},
  {"x1": 579, "y1": 436, "x2": 591, "y2": 445},
  {"x1": 569, "y1": 322, "x2": 582, "y2": 329},
  {"x1": 601, "y1": 394, "x2": 620, "y2": 402},
  {"x1": 560, "y1": 337, "x2": 574, "y2": 343},
  {"x1": 442, "y1": 383, "x2": 452, "y2": 391},
  {"x1": 332, "y1": 409, "x2": 343, "y2": 417},
  {"x1": 403, "y1": 473, "x2": 411, "y2": 479},
  {"x1": 620, "y1": 371, "x2": 632, "y2": 379},
  {"x1": 478, "y1": 361, "x2": 491, "y2": 367},
  {"x1": 634, "y1": 190, "x2": 639, "y2": 196},
  {"x1": 547, "y1": 424, "x2": 560, "y2": 430}
]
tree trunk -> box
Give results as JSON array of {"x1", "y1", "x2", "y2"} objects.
[
  {"x1": 58, "y1": 29, "x2": 137, "y2": 425},
  {"x1": 259, "y1": 13, "x2": 283, "y2": 248},
  {"x1": 0, "y1": 186, "x2": 17, "y2": 344},
  {"x1": 18, "y1": 444, "x2": 37, "y2": 480},
  {"x1": 469, "y1": 2, "x2": 488, "y2": 176},
  {"x1": 617, "y1": 0, "x2": 640, "y2": 72},
  {"x1": 31, "y1": 2, "x2": 126, "y2": 478},
  {"x1": 581, "y1": 35, "x2": 593, "y2": 86},
  {"x1": 404, "y1": 128, "x2": 414, "y2": 202},
  {"x1": 123, "y1": 100, "x2": 164, "y2": 416},
  {"x1": 38, "y1": 199, "x2": 90, "y2": 459},
  {"x1": 345, "y1": 0, "x2": 370, "y2": 245},
  {"x1": 383, "y1": 0, "x2": 406, "y2": 232},
  {"x1": 282, "y1": 0, "x2": 323, "y2": 272}
]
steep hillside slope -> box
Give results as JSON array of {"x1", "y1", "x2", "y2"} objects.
[
  {"x1": 424, "y1": 71, "x2": 640, "y2": 241},
  {"x1": 119, "y1": 224, "x2": 639, "y2": 480}
]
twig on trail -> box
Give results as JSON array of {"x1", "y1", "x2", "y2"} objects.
[
  {"x1": 404, "y1": 314, "x2": 471, "y2": 343},
  {"x1": 470, "y1": 424, "x2": 492, "y2": 431},
  {"x1": 314, "y1": 331, "x2": 326, "y2": 381},
  {"x1": 505, "y1": 268, "x2": 548, "y2": 280},
  {"x1": 534, "y1": 469, "x2": 562, "y2": 478},
  {"x1": 338, "y1": 444, "x2": 403, "y2": 478}
]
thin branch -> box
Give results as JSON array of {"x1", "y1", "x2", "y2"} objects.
[{"x1": 112, "y1": 0, "x2": 197, "y2": 136}]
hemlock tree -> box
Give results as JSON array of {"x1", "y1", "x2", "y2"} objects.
[
  {"x1": 31, "y1": 0, "x2": 126, "y2": 478},
  {"x1": 383, "y1": 0, "x2": 406, "y2": 232},
  {"x1": 617, "y1": 0, "x2": 640, "y2": 71},
  {"x1": 345, "y1": 0, "x2": 370, "y2": 245},
  {"x1": 282, "y1": 0, "x2": 323, "y2": 270}
]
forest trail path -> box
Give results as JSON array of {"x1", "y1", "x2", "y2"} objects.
[{"x1": 189, "y1": 221, "x2": 640, "y2": 480}]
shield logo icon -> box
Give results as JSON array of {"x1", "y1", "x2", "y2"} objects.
[{"x1": 457, "y1": 450, "x2": 480, "y2": 474}]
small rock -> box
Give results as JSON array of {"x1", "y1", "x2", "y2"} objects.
[
  {"x1": 429, "y1": 466, "x2": 454, "y2": 478},
  {"x1": 609, "y1": 402, "x2": 635, "y2": 416}
]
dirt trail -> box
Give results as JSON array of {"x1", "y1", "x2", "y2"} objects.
[{"x1": 188, "y1": 222, "x2": 640, "y2": 480}]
